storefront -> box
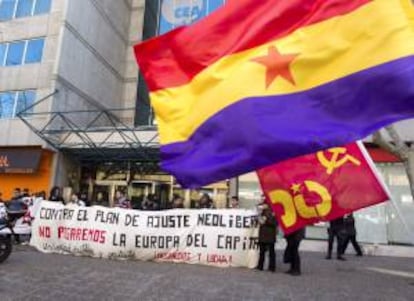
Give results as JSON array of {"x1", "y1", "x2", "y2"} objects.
[
  {"x1": 78, "y1": 160, "x2": 228, "y2": 209},
  {"x1": 0, "y1": 146, "x2": 54, "y2": 200}
]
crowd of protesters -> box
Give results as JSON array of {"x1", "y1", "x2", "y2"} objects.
[
  {"x1": 326, "y1": 214, "x2": 363, "y2": 260},
  {"x1": 0, "y1": 187, "x2": 364, "y2": 276}
]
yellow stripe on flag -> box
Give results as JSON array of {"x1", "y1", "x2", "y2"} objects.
[{"x1": 152, "y1": 0, "x2": 414, "y2": 145}]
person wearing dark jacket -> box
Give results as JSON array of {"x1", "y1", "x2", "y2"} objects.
[
  {"x1": 284, "y1": 227, "x2": 305, "y2": 276},
  {"x1": 49, "y1": 186, "x2": 65, "y2": 204},
  {"x1": 199, "y1": 193, "x2": 214, "y2": 209},
  {"x1": 256, "y1": 203, "x2": 277, "y2": 272},
  {"x1": 326, "y1": 217, "x2": 346, "y2": 260},
  {"x1": 342, "y1": 213, "x2": 363, "y2": 256},
  {"x1": 115, "y1": 190, "x2": 132, "y2": 209},
  {"x1": 141, "y1": 194, "x2": 159, "y2": 210},
  {"x1": 171, "y1": 196, "x2": 185, "y2": 209}
]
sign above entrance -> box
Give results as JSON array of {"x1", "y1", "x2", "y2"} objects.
[
  {"x1": 159, "y1": 0, "x2": 225, "y2": 34},
  {"x1": 0, "y1": 146, "x2": 43, "y2": 174}
]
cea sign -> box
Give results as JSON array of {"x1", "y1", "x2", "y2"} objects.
[{"x1": 160, "y1": 0, "x2": 225, "y2": 34}]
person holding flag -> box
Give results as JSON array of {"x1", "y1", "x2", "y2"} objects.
[
  {"x1": 326, "y1": 217, "x2": 347, "y2": 261},
  {"x1": 256, "y1": 202, "x2": 278, "y2": 272},
  {"x1": 284, "y1": 228, "x2": 306, "y2": 276}
]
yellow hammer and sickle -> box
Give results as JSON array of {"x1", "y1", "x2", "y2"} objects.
[{"x1": 317, "y1": 147, "x2": 361, "y2": 175}]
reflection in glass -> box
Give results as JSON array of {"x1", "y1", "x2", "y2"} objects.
[
  {"x1": 34, "y1": 0, "x2": 51, "y2": 15},
  {"x1": 0, "y1": 0, "x2": 16, "y2": 21},
  {"x1": 0, "y1": 92, "x2": 17, "y2": 119},
  {"x1": 5, "y1": 41, "x2": 25, "y2": 66},
  {"x1": 0, "y1": 44, "x2": 7, "y2": 66},
  {"x1": 15, "y1": 90, "x2": 36, "y2": 116},
  {"x1": 25, "y1": 39, "x2": 45, "y2": 63},
  {"x1": 15, "y1": 0, "x2": 34, "y2": 18}
]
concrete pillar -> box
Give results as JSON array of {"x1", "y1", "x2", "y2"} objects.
[{"x1": 229, "y1": 177, "x2": 239, "y2": 197}]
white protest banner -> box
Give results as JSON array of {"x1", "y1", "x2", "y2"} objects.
[{"x1": 30, "y1": 201, "x2": 260, "y2": 268}]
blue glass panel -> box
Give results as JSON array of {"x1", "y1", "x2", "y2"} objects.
[
  {"x1": 0, "y1": 0, "x2": 16, "y2": 21},
  {"x1": 34, "y1": 0, "x2": 51, "y2": 15},
  {"x1": 0, "y1": 44, "x2": 7, "y2": 66},
  {"x1": 16, "y1": 0, "x2": 34, "y2": 18},
  {"x1": 207, "y1": 0, "x2": 225, "y2": 13},
  {"x1": 25, "y1": 38, "x2": 44, "y2": 63},
  {"x1": 0, "y1": 92, "x2": 16, "y2": 119},
  {"x1": 5, "y1": 41, "x2": 25, "y2": 66},
  {"x1": 15, "y1": 90, "x2": 36, "y2": 116},
  {"x1": 159, "y1": 0, "x2": 224, "y2": 34}
]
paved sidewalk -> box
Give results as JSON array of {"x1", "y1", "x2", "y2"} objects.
[{"x1": 0, "y1": 246, "x2": 413, "y2": 301}]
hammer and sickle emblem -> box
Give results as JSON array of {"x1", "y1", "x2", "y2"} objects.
[
  {"x1": 268, "y1": 181, "x2": 333, "y2": 227},
  {"x1": 317, "y1": 147, "x2": 361, "y2": 175}
]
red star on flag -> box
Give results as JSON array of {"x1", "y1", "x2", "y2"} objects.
[{"x1": 251, "y1": 46, "x2": 299, "y2": 88}]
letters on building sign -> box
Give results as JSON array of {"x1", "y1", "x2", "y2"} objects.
[
  {"x1": 0, "y1": 156, "x2": 10, "y2": 168},
  {"x1": 0, "y1": 147, "x2": 43, "y2": 174}
]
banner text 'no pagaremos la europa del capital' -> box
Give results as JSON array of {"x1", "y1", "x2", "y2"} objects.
[{"x1": 30, "y1": 201, "x2": 260, "y2": 269}]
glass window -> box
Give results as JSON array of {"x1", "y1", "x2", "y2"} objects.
[
  {"x1": 25, "y1": 38, "x2": 44, "y2": 63},
  {"x1": 34, "y1": 0, "x2": 51, "y2": 15},
  {"x1": 15, "y1": 0, "x2": 34, "y2": 18},
  {"x1": 15, "y1": 90, "x2": 36, "y2": 116},
  {"x1": 0, "y1": 92, "x2": 17, "y2": 119},
  {"x1": 208, "y1": 0, "x2": 226, "y2": 13},
  {"x1": 0, "y1": 0, "x2": 16, "y2": 21},
  {"x1": 5, "y1": 41, "x2": 25, "y2": 66},
  {"x1": 0, "y1": 43, "x2": 7, "y2": 66}
]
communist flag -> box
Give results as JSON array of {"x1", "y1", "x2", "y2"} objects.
[
  {"x1": 135, "y1": 0, "x2": 414, "y2": 188},
  {"x1": 257, "y1": 142, "x2": 389, "y2": 235}
]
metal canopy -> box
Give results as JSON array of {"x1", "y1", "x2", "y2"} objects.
[{"x1": 17, "y1": 90, "x2": 160, "y2": 164}]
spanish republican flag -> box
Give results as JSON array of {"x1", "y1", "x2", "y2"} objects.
[
  {"x1": 257, "y1": 142, "x2": 389, "y2": 234},
  {"x1": 135, "y1": 0, "x2": 414, "y2": 188}
]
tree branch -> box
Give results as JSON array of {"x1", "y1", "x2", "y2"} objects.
[{"x1": 384, "y1": 125, "x2": 410, "y2": 159}]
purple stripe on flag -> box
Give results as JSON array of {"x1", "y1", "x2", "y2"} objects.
[{"x1": 161, "y1": 56, "x2": 414, "y2": 188}]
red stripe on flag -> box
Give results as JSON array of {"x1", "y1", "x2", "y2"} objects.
[{"x1": 135, "y1": 0, "x2": 371, "y2": 91}]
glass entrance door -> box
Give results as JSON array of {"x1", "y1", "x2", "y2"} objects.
[{"x1": 130, "y1": 181, "x2": 153, "y2": 209}]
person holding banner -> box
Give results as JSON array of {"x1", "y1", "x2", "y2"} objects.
[
  {"x1": 230, "y1": 196, "x2": 239, "y2": 209},
  {"x1": 256, "y1": 203, "x2": 277, "y2": 272},
  {"x1": 49, "y1": 187, "x2": 65, "y2": 204},
  {"x1": 68, "y1": 193, "x2": 86, "y2": 207},
  {"x1": 114, "y1": 190, "x2": 131, "y2": 209}
]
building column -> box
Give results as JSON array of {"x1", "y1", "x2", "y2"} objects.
[{"x1": 229, "y1": 178, "x2": 239, "y2": 198}]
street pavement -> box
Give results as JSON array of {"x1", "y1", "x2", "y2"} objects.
[{"x1": 0, "y1": 246, "x2": 413, "y2": 301}]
